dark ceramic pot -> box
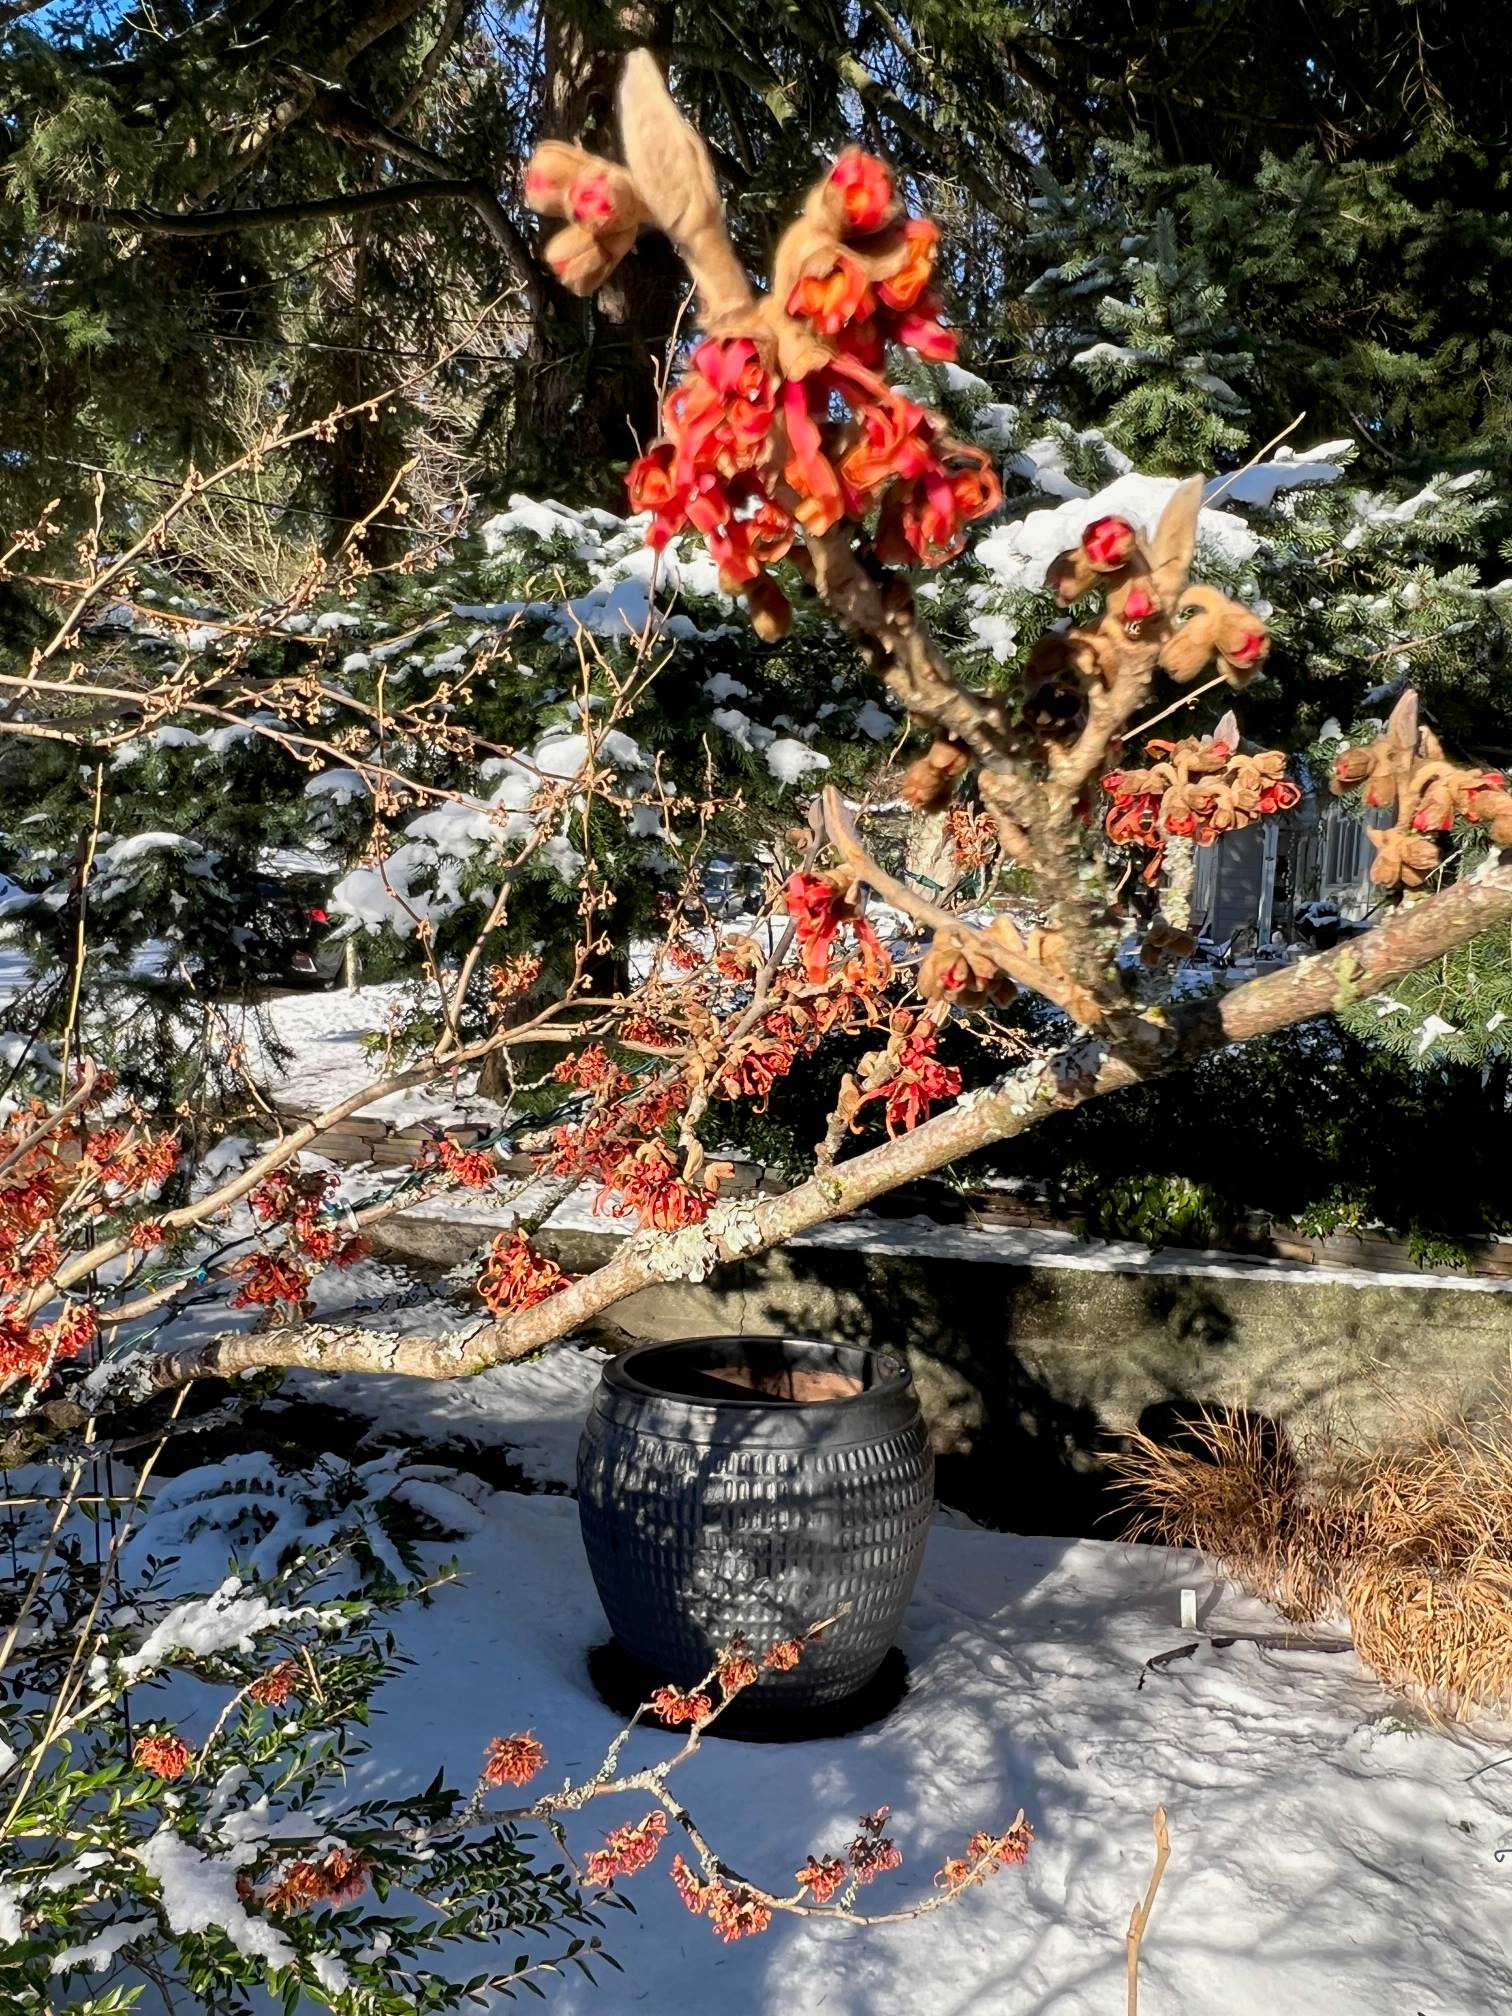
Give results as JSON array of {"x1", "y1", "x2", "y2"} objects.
[{"x1": 576, "y1": 1335, "x2": 932, "y2": 1721}]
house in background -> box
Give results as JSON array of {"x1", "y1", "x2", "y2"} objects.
[{"x1": 1189, "y1": 795, "x2": 1386, "y2": 945}]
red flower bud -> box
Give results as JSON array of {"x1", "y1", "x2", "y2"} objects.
[
  {"x1": 1080, "y1": 515, "x2": 1137, "y2": 572},
  {"x1": 830, "y1": 148, "x2": 895, "y2": 234}
]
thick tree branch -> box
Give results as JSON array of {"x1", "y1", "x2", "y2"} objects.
[
  {"x1": 122, "y1": 858, "x2": 1512, "y2": 1397},
  {"x1": 305, "y1": 85, "x2": 546, "y2": 310}
]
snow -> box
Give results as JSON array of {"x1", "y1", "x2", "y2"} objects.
[
  {"x1": 1072, "y1": 339, "x2": 1141, "y2": 368},
  {"x1": 704, "y1": 671, "x2": 751, "y2": 702},
  {"x1": 0, "y1": 1878, "x2": 24, "y2": 1943},
  {"x1": 974, "y1": 473, "x2": 1260, "y2": 594},
  {"x1": 137, "y1": 1827, "x2": 297, "y2": 1969},
  {"x1": 112, "y1": 1575, "x2": 315, "y2": 1681},
  {"x1": 287, "y1": 1343, "x2": 609, "y2": 1485},
  {"x1": 98, "y1": 829, "x2": 198, "y2": 866},
  {"x1": 711, "y1": 706, "x2": 773, "y2": 754},
  {"x1": 305, "y1": 767, "x2": 370, "y2": 803},
  {"x1": 495, "y1": 1184, "x2": 1512, "y2": 1297},
  {"x1": 479, "y1": 495, "x2": 616, "y2": 559},
  {"x1": 765, "y1": 737, "x2": 830, "y2": 786},
  {"x1": 111, "y1": 1448, "x2": 1512, "y2": 2016},
  {"x1": 50, "y1": 1918, "x2": 155, "y2": 1974},
  {"x1": 328, "y1": 723, "x2": 661, "y2": 936},
  {"x1": 239, "y1": 977, "x2": 508, "y2": 1127},
  {"x1": 1206, "y1": 441, "x2": 1352, "y2": 510},
  {"x1": 853, "y1": 700, "x2": 898, "y2": 742}
]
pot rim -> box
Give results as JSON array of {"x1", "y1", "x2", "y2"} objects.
[{"x1": 601, "y1": 1334, "x2": 911, "y2": 1414}]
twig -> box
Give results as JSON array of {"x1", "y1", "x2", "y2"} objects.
[
  {"x1": 1127, "y1": 670, "x2": 1229, "y2": 742},
  {"x1": 1203, "y1": 413, "x2": 1306, "y2": 507},
  {"x1": 1138, "y1": 1631, "x2": 1354, "y2": 1688},
  {"x1": 1126, "y1": 1805, "x2": 1170, "y2": 2016}
]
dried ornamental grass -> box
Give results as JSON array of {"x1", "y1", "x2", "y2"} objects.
[{"x1": 1113, "y1": 1402, "x2": 1512, "y2": 1718}]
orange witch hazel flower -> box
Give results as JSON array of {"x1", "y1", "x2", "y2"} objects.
[
  {"x1": 432, "y1": 1137, "x2": 500, "y2": 1190},
  {"x1": 761, "y1": 1636, "x2": 803, "y2": 1673},
  {"x1": 249, "y1": 1658, "x2": 300, "y2": 1707},
  {"x1": 670, "y1": 1856, "x2": 772, "y2": 1942},
  {"x1": 830, "y1": 147, "x2": 895, "y2": 233},
  {"x1": 228, "y1": 1252, "x2": 312, "y2": 1311},
  {"x1": 937, "y1": 1817, "x2": 1035, "y2": 1889},
  {"x1": 583, "y1": 1811, "x2": 669, "y2": 1885},
  {"x1": 784, "y1": 871, "x2": 886, "y2": 986},
  {"x1": 478, "y1": 1229, "x2": 570, "y2": 1316},
  {"x1": 650, "y1": 1684, "x2": 714, "y2": 1728},
  {"x1": 715, "y1": 1652, "x2": 759, "y2": 1694},
  {"x1": 267, "y1": 1845, "x2": 369, "y2": 1915},
  {"x1": 796, "y1": 1853, "x2": 848, "y2": 1904},
  {"x1": 133, "y1": 1731, "x2": 192, "y2": 1780},
  {"x1": 553, "y1": 130, "x2": 1001, "y2": 629},
  {"x1": 482, "y1": 1732, "x2": 546, "y2": 1788}
]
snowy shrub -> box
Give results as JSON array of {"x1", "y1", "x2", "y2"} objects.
[{"x1": 0, "y1": 1454, "x2": 620, "y2": 2012}]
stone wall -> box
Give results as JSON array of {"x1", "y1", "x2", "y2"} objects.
[{"x1": 370, "y1": 1210, "x2": 1512, "y2": 1531}]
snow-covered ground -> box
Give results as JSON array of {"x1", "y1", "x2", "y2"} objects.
[
  {"x1": 123, "y1": 1356, "x2": 1512, "y2": 2014},
  {"x1": 372, "y1": 1499, "x2": 1512, "y2": 2014}
]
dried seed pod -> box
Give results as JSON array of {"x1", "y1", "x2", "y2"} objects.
[
  {"x1": 1159, "y1": 586, "x2": 1270, "y2": 685},
  {"x1": 743, "y1": 571, "x2": 793, "y2": 641},
  {"x1": 543, "y1": 221, "x2": 638, "y2": 295},
  {"x1": 523, "y1": 140, "x2": 598, "y2": 217},
  {"x1": 1367, "y1": 827, "x2": 1441, "y2": 889},
  {"x1": 1138, "y1": 917, "x2": 1198, "y2": 967},
  {"x1": 901, "y1": 737, "x2": 970, "y2": 811}
]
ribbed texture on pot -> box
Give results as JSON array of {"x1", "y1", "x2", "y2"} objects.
[{"x1": 577, "y1": 1336, "x2": 933, "y2": 1718}]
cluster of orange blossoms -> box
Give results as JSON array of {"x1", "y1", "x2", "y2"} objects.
[
  {"x1": 791, "y1": 1808, "x2": 905, "y2": 1904},
  {"x1": 133, "y1": 1730, "x2": 192, "y2": 1780},
  {"x1": 784, "y1": 870, "x2": 890, "y2": 987},
  {"x1": 234, "y1": 1165, "x2": 365, "y2": 1311},
  {"x1": 650, "y1": 1683, "x2": 714, "y2": 1728},
  {"x1": 670, "y1": 1853, "x2": 773, "y2": 1943},
  {"x1": 761, "y1": 1636, "x2": 803, "y2": 1673},
  {"x1": 944, "y1": 803, "x2": 998, "y2": 871},
  {"x1": 481, "y1": 1732, "x2": 546, "y2": 1789},
  {"x1": 1019, "y1": 509, "x2": 1271, "y2": 752},
  {"x1": 265, "y1": 1845, "x2": 368, "y2": 1915},
  {"x1": 853, "y1": 1016, "x2": 963, "y2": 1138},
  {"x1": 583, "y1": 1811, "x2": 668, "y2": 1886},
  {"x1": 429, "y1": 1136, "x2": 502, "y2": 1190},
  {"x1": 0, "y1": 1091, "x2": 179, "y2": 1383},
  {"x1": 1330, "y1": 691, "x2": 1512, "y2": 888},
  {"x1": 652, "y1": 1630, "x2": 803, "y2": 1729},
  {"x1": 536, "y1": 1071, "x2": 719, "y2": 1233},
  {"x1": 477, "y1": 1227, "x2": 569, "y2": 1317},
  {"x1": 249, "y1": 1658, "x2": 300, "y2": 1707},
  {"x1": 523, "y1": 142, "x2": 1001, "y2": 635},
  {"x1": 847, "y1": 1806, "x2": 905, "y2": 1885},
  {"x1": 795, "y1": 1853, "x2": 848, "y2": 1904},
  {"x1": 551, "y1": 1045, "x2": 630, "y2": 1097},
  {"x1": 935, "y1": 1819, "x2": 1035, "y2": 1891},
  {"x1": 487, "y1": 951, "x2": 543, "y2": 1011},
  {"x1": 0, "y1": 1300, "x2": 96, "y2": 1383},
  {"x1": 1102, "y1": 730, "x2": 1301, "y2": 881}
]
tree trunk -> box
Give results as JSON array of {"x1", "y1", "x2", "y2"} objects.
[{"x1": 504, "y1": 1, "x2": 683, "y2": 502}]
